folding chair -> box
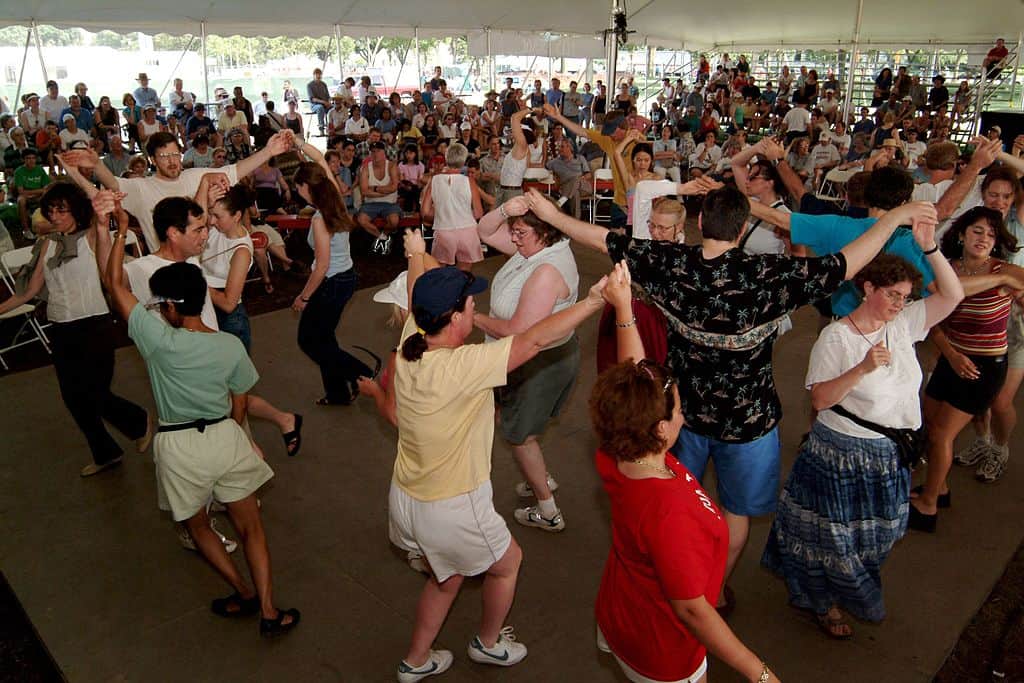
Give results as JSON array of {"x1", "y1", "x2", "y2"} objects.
[
  {"x1": 590, "y1": 168, "x2": 616, "y2": 224},
  {"x1": 0, "y1": 246, "x2": 52, "y2": 370},
  {"x1": 815, "y1": 167, "x2": 854, "y2": 211}
]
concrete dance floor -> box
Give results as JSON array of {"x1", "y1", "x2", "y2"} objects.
[{"x1": 2, "y1": 247, "x2": 1022, "y2": 682}]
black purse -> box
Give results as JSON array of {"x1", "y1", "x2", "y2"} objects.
[{"x1": 829, "y1": 404, "x2": 927, "y2": 470}]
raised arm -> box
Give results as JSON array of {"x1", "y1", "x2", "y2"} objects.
[
  {"x1": 59, "y1": 148, "x2": 118, "y2": 192},
  {"x1": 95, "y1": 191, "x2": 139, "y2": 319},
  {"x1": 748, "y1": 200, "x2": 792, "y2": 232},
  {"x1": 525, "y1": 188, "x2": 609, "y2": 253},
  {"x1": 729, "y1": 138, "x2": 764, "y2": 194},
  {"x1": 840, "y1": 201, "x2": 937, "y2": 279},
  {"x1": 509, "y1": 106, "x2": 530, "y2": 157},
  {"x1": 235, "y1": 130, "x2": 295, "y2": 180},
  {"x1": 910, "y1": 215, "x2": 964, "y2": 328},
  {"x1": 543, "y1": 102, "x2": 589, "y2": 139},
  {"x1": 476, "y1": 196, "x2": 527, "y2": 255},
  {"x1": 603, "y1": 260, "x2": 646, "y2": 363},
  {"x1": 932, "y1": 137, "x2": 1000, "y2": 220}
]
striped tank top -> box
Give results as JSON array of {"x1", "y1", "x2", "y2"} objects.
[{"x1": 946, "y1": 260, "x2": 1012, "y2": 355}]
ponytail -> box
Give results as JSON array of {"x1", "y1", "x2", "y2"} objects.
[
  {"x1": 400, "y1": 302, "x2": 465, "y2": 362},
  {"x1": 401, "y1": 332, "x2": 429, "y2": 362}
]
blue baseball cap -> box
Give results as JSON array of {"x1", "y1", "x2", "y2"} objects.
[{"x1": 411, "y1": 267, "x2": 488, "y2": 322}]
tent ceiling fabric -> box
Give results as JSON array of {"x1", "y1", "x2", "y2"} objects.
[{"x1": 3, "y1": 0, "x2": 1021, "y2": 49}]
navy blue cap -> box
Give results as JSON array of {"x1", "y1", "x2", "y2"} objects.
[{"x1": 411, "y1": 267, "x2": 488, "y2": 322}]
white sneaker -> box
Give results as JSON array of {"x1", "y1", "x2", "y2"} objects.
[
  {"x1": 397, "y1": 649, "x2": 453, "y2": 682},
  {"x1": 407, "y1": 550, "x2": 430, "y2": 575},
  {"x1": 178, "y1": 518, "x2": 238, "y2": 554},
  {"x1": 954, "y1": 436, "x2": 996, "y2": 467},
  {"x1": 513, "y1": 505, "x2": 565, "y2": 532},
  {"x1": 976, "y1": 445, "x2": 1009, "y2": 483},
  {"x1": 467, "y1": 627, "x2": 528, "y2": 667},
  {"x1": 515, "y1": 474, "x2": 560, "y2": 498}
]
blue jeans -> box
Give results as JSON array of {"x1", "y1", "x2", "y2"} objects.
[
  {"x1": 297, "y1": 270, "x2": 371, "y2": 403},
  {"x1": 217, "y1": 302, "x2": 252, "y2": 353},
  {"x1": 310, "y1": 103, "x2": 327, "y2": 131}
]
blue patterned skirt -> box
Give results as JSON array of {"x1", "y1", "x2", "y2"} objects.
[{"x1": 761, "y1": 420, "x2": 911, "y2": 622}]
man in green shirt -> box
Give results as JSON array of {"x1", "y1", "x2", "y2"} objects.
[{"x1": 13, "y1": 147, "x2": 49, "y2": 237}]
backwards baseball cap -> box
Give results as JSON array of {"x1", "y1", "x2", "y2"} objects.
[{"x1": 411, "y1": 268, "x2": 488, "y2": 322}]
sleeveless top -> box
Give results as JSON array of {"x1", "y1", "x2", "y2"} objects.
[
  {"x1": 946, "y1": 260, "x2": 1012, "y2": 356},
  {"x1": 285, "y1": 114, "x2": 302, "y2": 134},
  {"x1": 365, "y1": 161, "x2": 398, "y2": 204},
  {"x1": 308, "y1": 211, "x2": 353, "y2": 277},
  {"x1": 499, "y1": 152, "x2": 528, "y2": 187},
  {"x1": 43, "y1": 234, "x2": 109, "y2": 323},
  {"x1": 488, "y1": 239, "x2": 579, "y2": 349},
  {"x1": 202, "y1": 229, "x2": 253, "y2": 290},
  {"x1": 141, "y1": 120, "x2": 162, "y2": 137},
  {"x1": 430, "y1": 173, "x2": 476, "y2": 232}
]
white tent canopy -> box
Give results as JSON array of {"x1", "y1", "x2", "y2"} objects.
[{"x1": 2, "y1": 0, "x2": 1021, "y2": 49}]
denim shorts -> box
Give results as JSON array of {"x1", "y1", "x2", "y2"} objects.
[
  {"x1": 671, "y1": 426, "x2": 781, "y2": 516},
  {"x1": 357, "y1": 202, "x2": 402, "y2": 220}
]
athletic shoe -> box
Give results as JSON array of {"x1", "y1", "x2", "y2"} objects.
[
  {"x1": 179, "y1": 519, "x2": 238, "y2": 554},
  {"x1": 407, "y1": 550, "x2": 430, "y2": 575},
  {"x1": 513, "y1": 506, "x2": 565, "y2": 532},
  {"x1": 514, "y1": 474, "x2": 559, "y2": 498},
  {"x1": 397, "y1": 649, "x2": 453, "y2": 683},
  {"x1": 953, "y1": 437, "x2": 996, "y2": 467},
  {"x1": 976, "y1": 445, "x2": 1009, "y2": 483},
  {"x1": 373, "y1": 235, "x2": 392, "y2": 255},
  {"x1": 467, "y1": 627, "x2": 528, "y2": 667}
]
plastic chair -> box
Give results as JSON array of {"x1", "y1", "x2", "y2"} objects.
[{"x1": 0, "y1": 246, "x2": 52, "y2": 370}]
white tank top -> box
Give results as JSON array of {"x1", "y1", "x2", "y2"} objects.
[
  {"x1": 43, "y1": 234, "x2": 109, "y2": 323},
  {"x1": 488, "y1": 239, "x2": 579, "y2": 349},
  {"x1": 201, "y1": 229, "x2": 253, "y2": 290},
  {"x1": 499, "y1": 152, "x2": 528, "y2": 187},
  {"x1": 430, "y1": 173, "x2": 476, "y2": 231},
  {"x1": 365, "y1": 161, "x2": 398, "y2": 204},
  {"x1": 141, "y1": 120, "x2": 162, "y2": 136}
]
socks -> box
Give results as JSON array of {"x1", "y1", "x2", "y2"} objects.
[{"x1": 537, "y1": 496, "x2": 559, "y2": 518}]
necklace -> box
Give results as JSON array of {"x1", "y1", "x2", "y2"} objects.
[
  {"x1": 848, "y1": 313, "x2": 885, "y2": 346},
  {"x1": 960, "y1": 257, "x2": 992, "y2": 276},
  {"x1": 630, "y1": 457, "x2": 676, "y2": 478}
]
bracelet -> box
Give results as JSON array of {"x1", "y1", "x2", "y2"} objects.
[
  {"x1": 923, "y1": 244, "x2": 939, "y2": 255},
  {"x1": 112, "y1": 232, "x2": 125, "y2": 241},
  {"x1": 615, "y1": 317, "x2": 637, "y2": 328},
  {"x1": 499, "y1": 203, "x2": 509, "y2": 221},
  {"x1": 757, "y1": 663, "x2": 771, "y2": 683}
]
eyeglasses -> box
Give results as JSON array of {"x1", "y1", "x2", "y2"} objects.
[
  {"x1": 647, "y1": 219, "x2": 678, "y2": 234},
  {"x1": 881, "y1": 288, "x2": 914, "y2": 306},
  {"x1": 155, "y1": 152, "x2": 181, "y2": 160},
  {"x1": 509, "y1": 227, "x2": 532, "y2": 240}
]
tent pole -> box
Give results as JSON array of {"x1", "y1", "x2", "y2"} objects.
[
  {"x1": 159, "y1": 36, "x2": 196, "y2": 100},
  {"x1": 201, "y1": 21, "x2": 210, "y2": 105},
  {"x1": 13, "y1": 24, "x2": 32, "y2": 107},
  {"x1": 841, "y1": 0, "x2": 864, "y2": 125},
  {"x1": 605, "y1": 0, "x2": 621, "y2": 95},
  {"x1": 486, "y1": 29, "x2": 494, "y2": 93},
  {"x1": 414, "y1": 28, "x2": 421, "y2": 92},
  {"x1": 33, "y1": 20, "x2": 48, "y2": 84},
  {"x1": 1009, "y1": 32, "x2": 1023, "y2": 108},
  {"x1": 974, "y1": 73, "x2": 986, "y2": 135},
  {"x1": 335, "y1": 24, "x2": 344, "y2": 83},
  {"x1": 392, "y1": 40, "x2": 412, "y2": 94},
  {"x1": 645, "y1": 41, "x2": 652, "y2": 111},
  {"x1": 548, "y1": 36, "x2": 553, "y2": 82}
]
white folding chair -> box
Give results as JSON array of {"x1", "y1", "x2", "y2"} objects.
[
  {"x1": 0, "y1": 246, "x2": 52, "y2": 370},
  {"x1": 815, "y1": 167, "x2": 854, "y2": 211},
  {"x1": 591, "y1": 168, "x2": 616, "y2": 225}
]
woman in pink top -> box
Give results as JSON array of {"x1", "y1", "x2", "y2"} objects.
[{"x1": 397, "y1": 144, "x2": 427, "y2": 212}]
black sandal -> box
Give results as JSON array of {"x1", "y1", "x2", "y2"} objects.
[
  {"x1": 911, "y1": 485, "x2": 951, "y2": 509},
  {"x1": 282, "y1": 414, "x2": 303, "y2": 457},
  {"x1": 260, "y1": 607, "x2": 301, "y2": 637},
  {"x1": 211, "y1": 592, "x2": 260, "y2": 618}
]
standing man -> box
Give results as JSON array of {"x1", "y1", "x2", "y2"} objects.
[
  {"x1": 579, "y1": 83, "x2": 595, "y2": 129},
  {"x1": 546, "y1": 78, "x2": 564, "y2": 114},
  {"x1": 59, "y1": 130, "x2": 294, "y2": 251},
  {"x1": 133, "y1": 73, "x2": 161, "y2": 109},
  {"x1": 561, "y1": 81, "x2": 583, "y2": 142},
  {"x1": 307, "y1": 68, "x2": 332, "y2": 137}
]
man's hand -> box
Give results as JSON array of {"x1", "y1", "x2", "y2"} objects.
[
  {"x1": 503, "y1": 195, "x2": 531, "y2": 218},
  {"x1": 92, "y1": 189, "x2": 119, "y2": 219},
  {"x1": 524, "y1": 188, "x2": 561, "y2": 224},
  {"x1": 542, "y1": 103, "x2": 561, "y2": 119},
  {"x1": 969, "y1": 136, "x2": 1001, "y2": 169},
  {"x1": 889, "y1": 200, "x2": 938, "y2": 228},
  {"x1": 59, "y1": 148, "x2": 99, "y2": 170},
  {"x1": 759, "y1": 137, "x2": 786, "y2": 161},
  {"x1": 404, "y1": 228, "x2": 427, "y2": 256},
  {"x1": 266, "y1": 130, "x2": 295, "y2": 156},
  {"x1": 586, "y1": 275, "x2": 611, "y2": 305}
]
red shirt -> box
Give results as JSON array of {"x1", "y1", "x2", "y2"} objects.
[
  {"x1": 595, "y1": 450, "x2": 728, "y2": 681},
  {"x1": 987, "y1": 46, "x2": 1009, "y2": 62}
]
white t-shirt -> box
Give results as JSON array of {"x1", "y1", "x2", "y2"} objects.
[
  {"x1": 169, "y1": 90, "x2": 194, "y2": 109},
  {"x1": 344, "y1": 117, "x2": 369, "y2": 137},
  {"x1": 742, "y1": 199, "x2": 789, "y2": 256},
  {"x1": 126, "y1": 253, "x2": 219, "y2": 330},
  {"x1": 783, "y1": 107, "x2": 811, "y2": 133},
  {"x1": 59, "y1": 128, "x2": 92, "y2": 149},
  {"x1": 201, "y1": 229, "x2": 253, "y2": 290},
  {"x1": 912, "y1": 176, "x2": 983, "y2": 239},
  {"x1": 40, "y1": 95, "x2": 68, "y2": 125},
  {"x1": 119, "y1": 165, "x2": 240, "y2": 252},
  {"x1": 327, "y1": 108, "x2": 348, "y2": 130},
  {"x1": 904, "y1": 141, "x2": 927, "y2": 170},
  {"x1": 824, "y1": 131, "x2": 851, "y2": 152},
  {"x1": 807, "y1": 300, "x2": 929, "y2": 439}
]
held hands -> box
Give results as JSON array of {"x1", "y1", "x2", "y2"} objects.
[
  {"x1": 92, "y1": 189, "x2": 129, "y2": 228},
  {"x1": 525, "y1": 188, "x2": 560, "y2": 223},
  {"x1": 602, "y1": 260, "x2": 633, "y2": 310},
  {"x1": 890, "y1": 201, "x2": 937, "y2": 229},
  {"x1": 969, "y1": 136, "x2": 1001, "y2": 168},
  {"x1": 542, "y1": 103, "x2": 561, "y2": 119},
  {"x1": 355, "y1": 376, "x2": 383, "y2": 400},
  {"x1": 758, "y1": 137, "x2": 786, "y2": 161},
  {"x1": 404, "y1": 228, "x2": 427, "y2": 256},
  {"x1": 267, "y1": 130, "x2": 295, "y2": 155},
  {"x1": 59, "y1": 148, "x2": 99, "y2": 170},
  {"x1": 859, "y1": 342, "x2": 892, "y2": 373},
  {"x1": 586, "y1": 274, "x2": 611, "y2": 306},
  {"x1": 910, "y1": 214, "x2": 937, "y2": 252},
  {"x1": 502, "y1": 195, "x2": 530, "y2": 219}
]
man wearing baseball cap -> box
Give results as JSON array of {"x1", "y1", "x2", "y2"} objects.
[
  {"x1": 58, "y1": 112, "x2": 91, "y2": 150},
  {"x1": 40, "y1": 80, "x2": 67, "y2": 125},
  {"x1": 218, "y1": 101, "x2": 249, "y2": 138}
]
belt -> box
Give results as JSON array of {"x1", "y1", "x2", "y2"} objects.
[
  {"x1": 157, "y1": 416, "x2": 230, "y2": 434},
  {"x1": 499, "y1": 184, "x2": 522, "y2": 189}
]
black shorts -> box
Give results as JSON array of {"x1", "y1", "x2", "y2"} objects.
[{"x1": 925, "y1": 353, "x2": 1008, "y2": 416}]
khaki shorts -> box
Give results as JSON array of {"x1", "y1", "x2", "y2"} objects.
[
  {"x1": 388, "y1": 479, "x2": 512, "y2": 583},
  {"x1": 153, "y1": 419, "x2": 273, "y2": 522},
  {"x1": 431, "y1": 226, "x2": 484, "y2": 265},
  {"x1": 1008, "y1": 306, "x2": 1024, "y2": 369}
]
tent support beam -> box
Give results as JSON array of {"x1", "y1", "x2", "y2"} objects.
[
  {"x1": 33, "y1": 20, "x2": 48, "y2": 84},
  {"x1": 13, "y1": 24, "x2": 32, "y2": 108},
  {"x1": 159, "y1": 36, "x2": 196, "y2": 100},
  {"x1": 605, "y1": 0, "x2": 621, "y2": 96},
  {"x1": 841, "y1": 0, "x2": 864, "y2": 125},
  {"x1": 201, "y1": 21, "x2": 209, "y2": 105},
  {"x1": 486, "y1": 29, "x2": 494, "y2": 93},
  {"x1": 335, "y1": 24, "x2": 345, "y2": 84}
]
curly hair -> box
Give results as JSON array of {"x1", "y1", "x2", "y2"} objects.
[
  {"x1": 40, "y1": 182, "x2": 94, "y2": 234},
  {"x1": 853, "y1": 254, "x2": 924, "y2": 298},
  {"x1": 589, "y1": 361, "x2": 678, "y2": 462},
  {"x1": 940, "y1": 205, "x2": 1019, "y2": 260}
]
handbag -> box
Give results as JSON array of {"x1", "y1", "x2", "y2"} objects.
[{"x1": 829, "y1": 404, "x2": 927, "y2": 470}]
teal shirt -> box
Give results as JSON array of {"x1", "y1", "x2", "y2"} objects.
[
  {"x1": 128, "y1": 303, "x2": 258, "y2": 423},
  {"x1": 790, "y1": 213, "x2": 935, "y2": 316}
]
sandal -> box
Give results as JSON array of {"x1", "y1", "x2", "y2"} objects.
[
  {"x1": 260, "y1": 607, "x2": 301, "y2": 638},
  {"x1": 911, "y1": 485, "x2": 951, "y2": 509},
  {"x1": 211, "y1": 592, "x2": 260, "y2": 618},
  {"x1": 816, "y1": 609, "x2": 853, "y2": 640},
  {"x1": 282, "y1": 414, "x2": 303, "y2": 457}
]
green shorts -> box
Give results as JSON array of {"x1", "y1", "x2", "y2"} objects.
[{"x1": 496, "y1": 335, "x2": 580, "y2": 444}]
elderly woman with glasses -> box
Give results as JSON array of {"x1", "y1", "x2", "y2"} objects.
[
  {"x1": 473, "y1": 194, "x2": 581, "y2": 533},
  {"x1": 763, "y1": 219, "x2": 963, "y2": 638},
  {"x1": 592, "y1": 262, "x2": 782, "y2": 683}
]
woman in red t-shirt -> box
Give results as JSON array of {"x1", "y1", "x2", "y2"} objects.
[{"x1": 590, "y1": 263, "x2": 780, "y2": 683}]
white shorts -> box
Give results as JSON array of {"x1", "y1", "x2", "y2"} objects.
[
  {"x1": 388, "y1": 479, "x2": 512, "y2": 583},
  {"x1": 153, "y1": 419, "x2": 273, "y2": 522},
  {"x1": 597, "y1": 626, "x2": 708, "y2": 683}
]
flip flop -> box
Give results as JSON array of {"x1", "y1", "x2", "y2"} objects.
[{"x1": 282, "y1": 414, "x2": 303, "y2": 457}]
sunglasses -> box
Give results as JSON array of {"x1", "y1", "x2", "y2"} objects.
[{"x1": 638, "y1": 359, "x2": 675, "y2": 393}]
